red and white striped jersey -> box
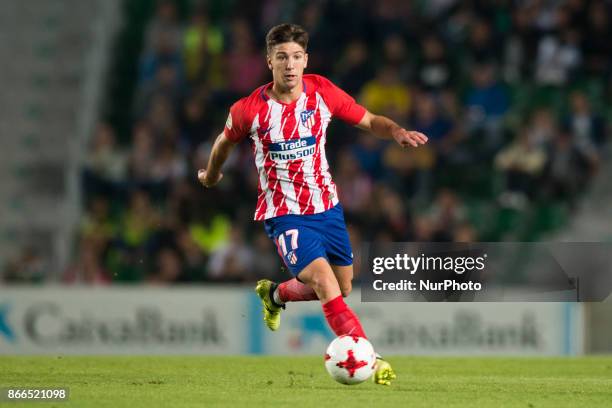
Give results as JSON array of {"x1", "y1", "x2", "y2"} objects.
[{"x1": 224, "y1": 74, "x2": 366, "y2": 221}]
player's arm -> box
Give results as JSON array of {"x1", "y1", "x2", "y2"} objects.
[
  {"x1": 197, "y1": 132, "x2": 237, "y2": 188},
  {"x1": 356, "y1": 111, "x2": 428, "y2": 148}
]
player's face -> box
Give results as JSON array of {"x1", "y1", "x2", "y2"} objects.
[{"x1": 267, "y1": 42, "x2": 308, "y2": 91}]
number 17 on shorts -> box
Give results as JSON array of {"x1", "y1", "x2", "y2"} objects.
[{"x1": 277, "y1": 229, "x2": 299, "y2": 266}]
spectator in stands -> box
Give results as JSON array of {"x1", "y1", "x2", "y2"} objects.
[
  {"x1": 335, "y1": 39, "x2": 373, "y2": 95},
  {"x1": 464, "y1": 61, "x2": 509, "y2": 154},
  {"x1": 207, "y1": 226, "x2": 254, "y2": 282},
  {"x1": 146, "y1": 95, "x2": 180, "y2": 142},
  {"x1": 147, "y1": 247, "x2": 184, "y2": 284},
  {"x1": 427, "y1": 188, "x2": 467, "y2": 241},
  {"x1": 582, "y1": 1, "x2": 612, "y2": 77},
  {"x1": 369, "y1": 0, "x2": 412, "y2": 40},
  {"x1": 251, "y1": 230, "x2": 281, "y2": 280},
  {"x1": 83, "y1": 122, "x2": 127, "y2": 198},
  {"x1": 144, "y1": 0, "x2": 183, "y2": 57},
  {"x1": 410, "y1": 92, "x2": 455, "y2": 156},
  {"x1": 2, "y1": 246, "x2": 47, "y2": 283},
  {"x1": 175, "y1": 226, "x2": 206, "y2": 280},
  {"x1": 382, "y1": 34, "x2": 412, "y2": 82},
  {"x1": 360, "y1": 64, "x2": 411, "y2": 122},
  {"x1": 453, "y1": 222, "x2": 478, "y2": 243},
  {"x1": 378, "y1": 188, "x2": 411, "y2": 240},
  {"x1": 541, "y1": 127, "x2": 592, "y2": 206},
  {"x1": 63, "y1": 237, "x2": 111, "y2": 285},
  {"x1": 502, "y1": 7, "x2": 535, "y2": 83},
  {"x1": 135, "y1": 62, "x2": 183, "y2": 117},
  {"x1": 150, "y1": 141, "x2": 187, "y2": 184},
  {"x1": 349, "y1": 132, "x2": 385, "y2": 180},
  {"x1": 139, "y1": 31, "x2": 184, "y2": 87},
  {"x1": 564, "y1": 90, "x2": 606, "y2": 150},
  {"x1": 298, "y1": 1, "x2": 332, "y2": 73},
  {"x1": 225, "y1": 19, "x2": 266, "y2": 96},
  {"x1": 411, "y1": 215, "x2": 435, "y2": 242},
  {"x1": 79, "y1": 196, "x2": 115, "y2": 250},
  {"x1": 466, "y1": 19, "x2": 500, "y2": 63},
  {"x1": 534, "y1": 7, "x2": 581, "y2": 86},
  {"x1": 182, "y1": 8, "x2": 223, "y2": 84},
  {"x1": 382, "y1": 128, "x2": 435, "y2": 198},
  {"x1": 178, "y1": 92, "x2": 211, "y2": 150},
  {"x1": 127, "y1": 121, "x2": 157, "y2": 185},
  {"x1": 117, "y1": 190, "x2": 160, "y2": 249},
  {"x1": 334, "y1": 150, "x2": 374, "y2": 216},
  {"x1": 494, "y1": 126, "x2": 547, "y2": 207},
  {"x1": 417, "y1": 34, "x2": 454, "y2": 92},
  {"x1": 527, "y1": 107, "x2": 557, "y2": 148}
]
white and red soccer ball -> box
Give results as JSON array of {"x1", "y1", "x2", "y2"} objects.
[{"x1": 324, "y1": 335, "x2": 377, "y2": 385}]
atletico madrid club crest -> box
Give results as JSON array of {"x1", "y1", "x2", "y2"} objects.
[
  {"x1": 300, "y1": 109, "x2": 315, "y2": 129},
  {"x1": 287, "y1": 250, "x2": 298, "y2": 265}
]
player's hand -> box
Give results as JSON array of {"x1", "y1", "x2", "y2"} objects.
[
  {"x1": 392, "y1": 128, "x2": 428, "y2": 148},
  {"x1": 197, "y1": 169, "x2": 223, "y2": 188}
]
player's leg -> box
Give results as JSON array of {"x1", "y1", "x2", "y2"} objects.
[
  {"x1": 329, "y1": 263, "x2": 395, "y2": 385},
  {"x1": 255, "y1": 223, "x2": 323, "y2": 330},
  {"x1": 266, "y1": 257, "x2": 353, "y2": 305},
  {"x1": 267, "y1": 257, "x2": 353, "y2": 306},
  {"x1": 255, "y1": 275, "x2": 318, "y2": 331},
  {"x1": 324, "y1": 206, "x2": 396, "y2": 385},
  {"x1": 275, "y1": 276, "x2": 318, "y2": 303},
  {"x1": 331, "y1": 264, "x2": 353, "y2": 297},
  {"x1": 269, "y1": 261, "x2": 352, "y2": 305},
  {"x1": 297, "y1": 257, "x2": 366, "y2": 338},
  {"x1": 321, "y1": 204, "x2": 355, "y2": 298}
]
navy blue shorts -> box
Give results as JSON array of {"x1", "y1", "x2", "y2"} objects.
[{"x1": 264, "y1": 204, "x2": 353, "y2": 276}]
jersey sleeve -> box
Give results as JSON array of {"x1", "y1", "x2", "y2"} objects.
[
  {"x1": 223, "y1": 99, "x2": 251, "y2": 143},
  {"x1": 316, "y1": 75, "x2": 366, "y2": 125}
]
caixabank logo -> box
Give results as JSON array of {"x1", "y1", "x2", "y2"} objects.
[
  {"x1": 21, "y1": 302, "x2": 224, "y2": 346},
  {"x1": 0, "y1": 301, "x2": 228, "y2": 351},
  {"x1": 0, "y1": 303, "x2": 16, "y2": 343}
]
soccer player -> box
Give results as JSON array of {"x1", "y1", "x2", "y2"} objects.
[{"x1": 198, "y1": 23, "x2": 427, "y2": 385}]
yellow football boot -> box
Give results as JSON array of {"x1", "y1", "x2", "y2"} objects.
[
  {"x1": 255, "y1": 279, "x2": 284, "y2": 331},
  {"x1": 373, "y1": 357, "x2": 396, "y2": 386}
]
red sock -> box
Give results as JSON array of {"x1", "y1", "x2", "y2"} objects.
[
  {"x1": 322, "y1": 295, "x2": 367, "y2": 338},
  {"x1": 277, "y1": 278, "x2": 319, "y2": 302}
]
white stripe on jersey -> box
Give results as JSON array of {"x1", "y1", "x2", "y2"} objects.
[
  {"x1": 315, "y1": 93, "x2": 337, "y2": 209},
  {"x1": 251, "y1": 112, "x2": 269, "y2": 218},
  {"x1": 273, "y1": 94, "x2": 305, "y2": 215},
  {"x1": 265, "y1": 102, "x2": 288, "y2": 219},
  {"x1": 303, "y1": 94, "x2": 325, "y2": 213},
  {"x1": 290, "y1": 94, "x2": 313, "y2": 213}
]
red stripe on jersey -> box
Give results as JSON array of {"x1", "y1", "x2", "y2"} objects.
[
  {"x1": 278, "y1": 103, "x2": 299, "y2": 214},
  {"x1": 253, "y1": 134, "x2": 267, "y2": 219},
  {"x1": 300, "y1": 93, "x2": 319, "y2": 214},
  {"x1": 255, "y1": 104, "x2": 273, "y2": 220},
  {"x1": 282, "y1": 101, "x2": 307, "y2": 214},
  {"x1": 312, "y1": 98, "x2": 333, "y2": 211},
  {"x1": 270, "y1": 106, "x2": 290, "y2": 217}
]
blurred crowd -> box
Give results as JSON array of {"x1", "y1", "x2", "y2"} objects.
[{"x1": 5, "y1": 0, "x2": 610, "y2": 284}]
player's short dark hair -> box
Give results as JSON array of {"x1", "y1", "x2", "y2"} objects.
[{"x1": 265, "y1": 24, "x2": 308, "y2": 54}]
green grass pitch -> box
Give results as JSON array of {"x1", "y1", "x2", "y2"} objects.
[{"x1": 1, "y1": 356, "x2": 612, "y2": 407}]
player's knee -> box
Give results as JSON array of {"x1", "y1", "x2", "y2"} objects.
[
  {"x1": 340, "y1": 281, "x2": 352, "y2": 297},
  {"x1": 309, "y1": 273, "x2": 333, "y2": 293},
  {"x1": 307, "y1": 271, "x2": 336, "y2": 296}
]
